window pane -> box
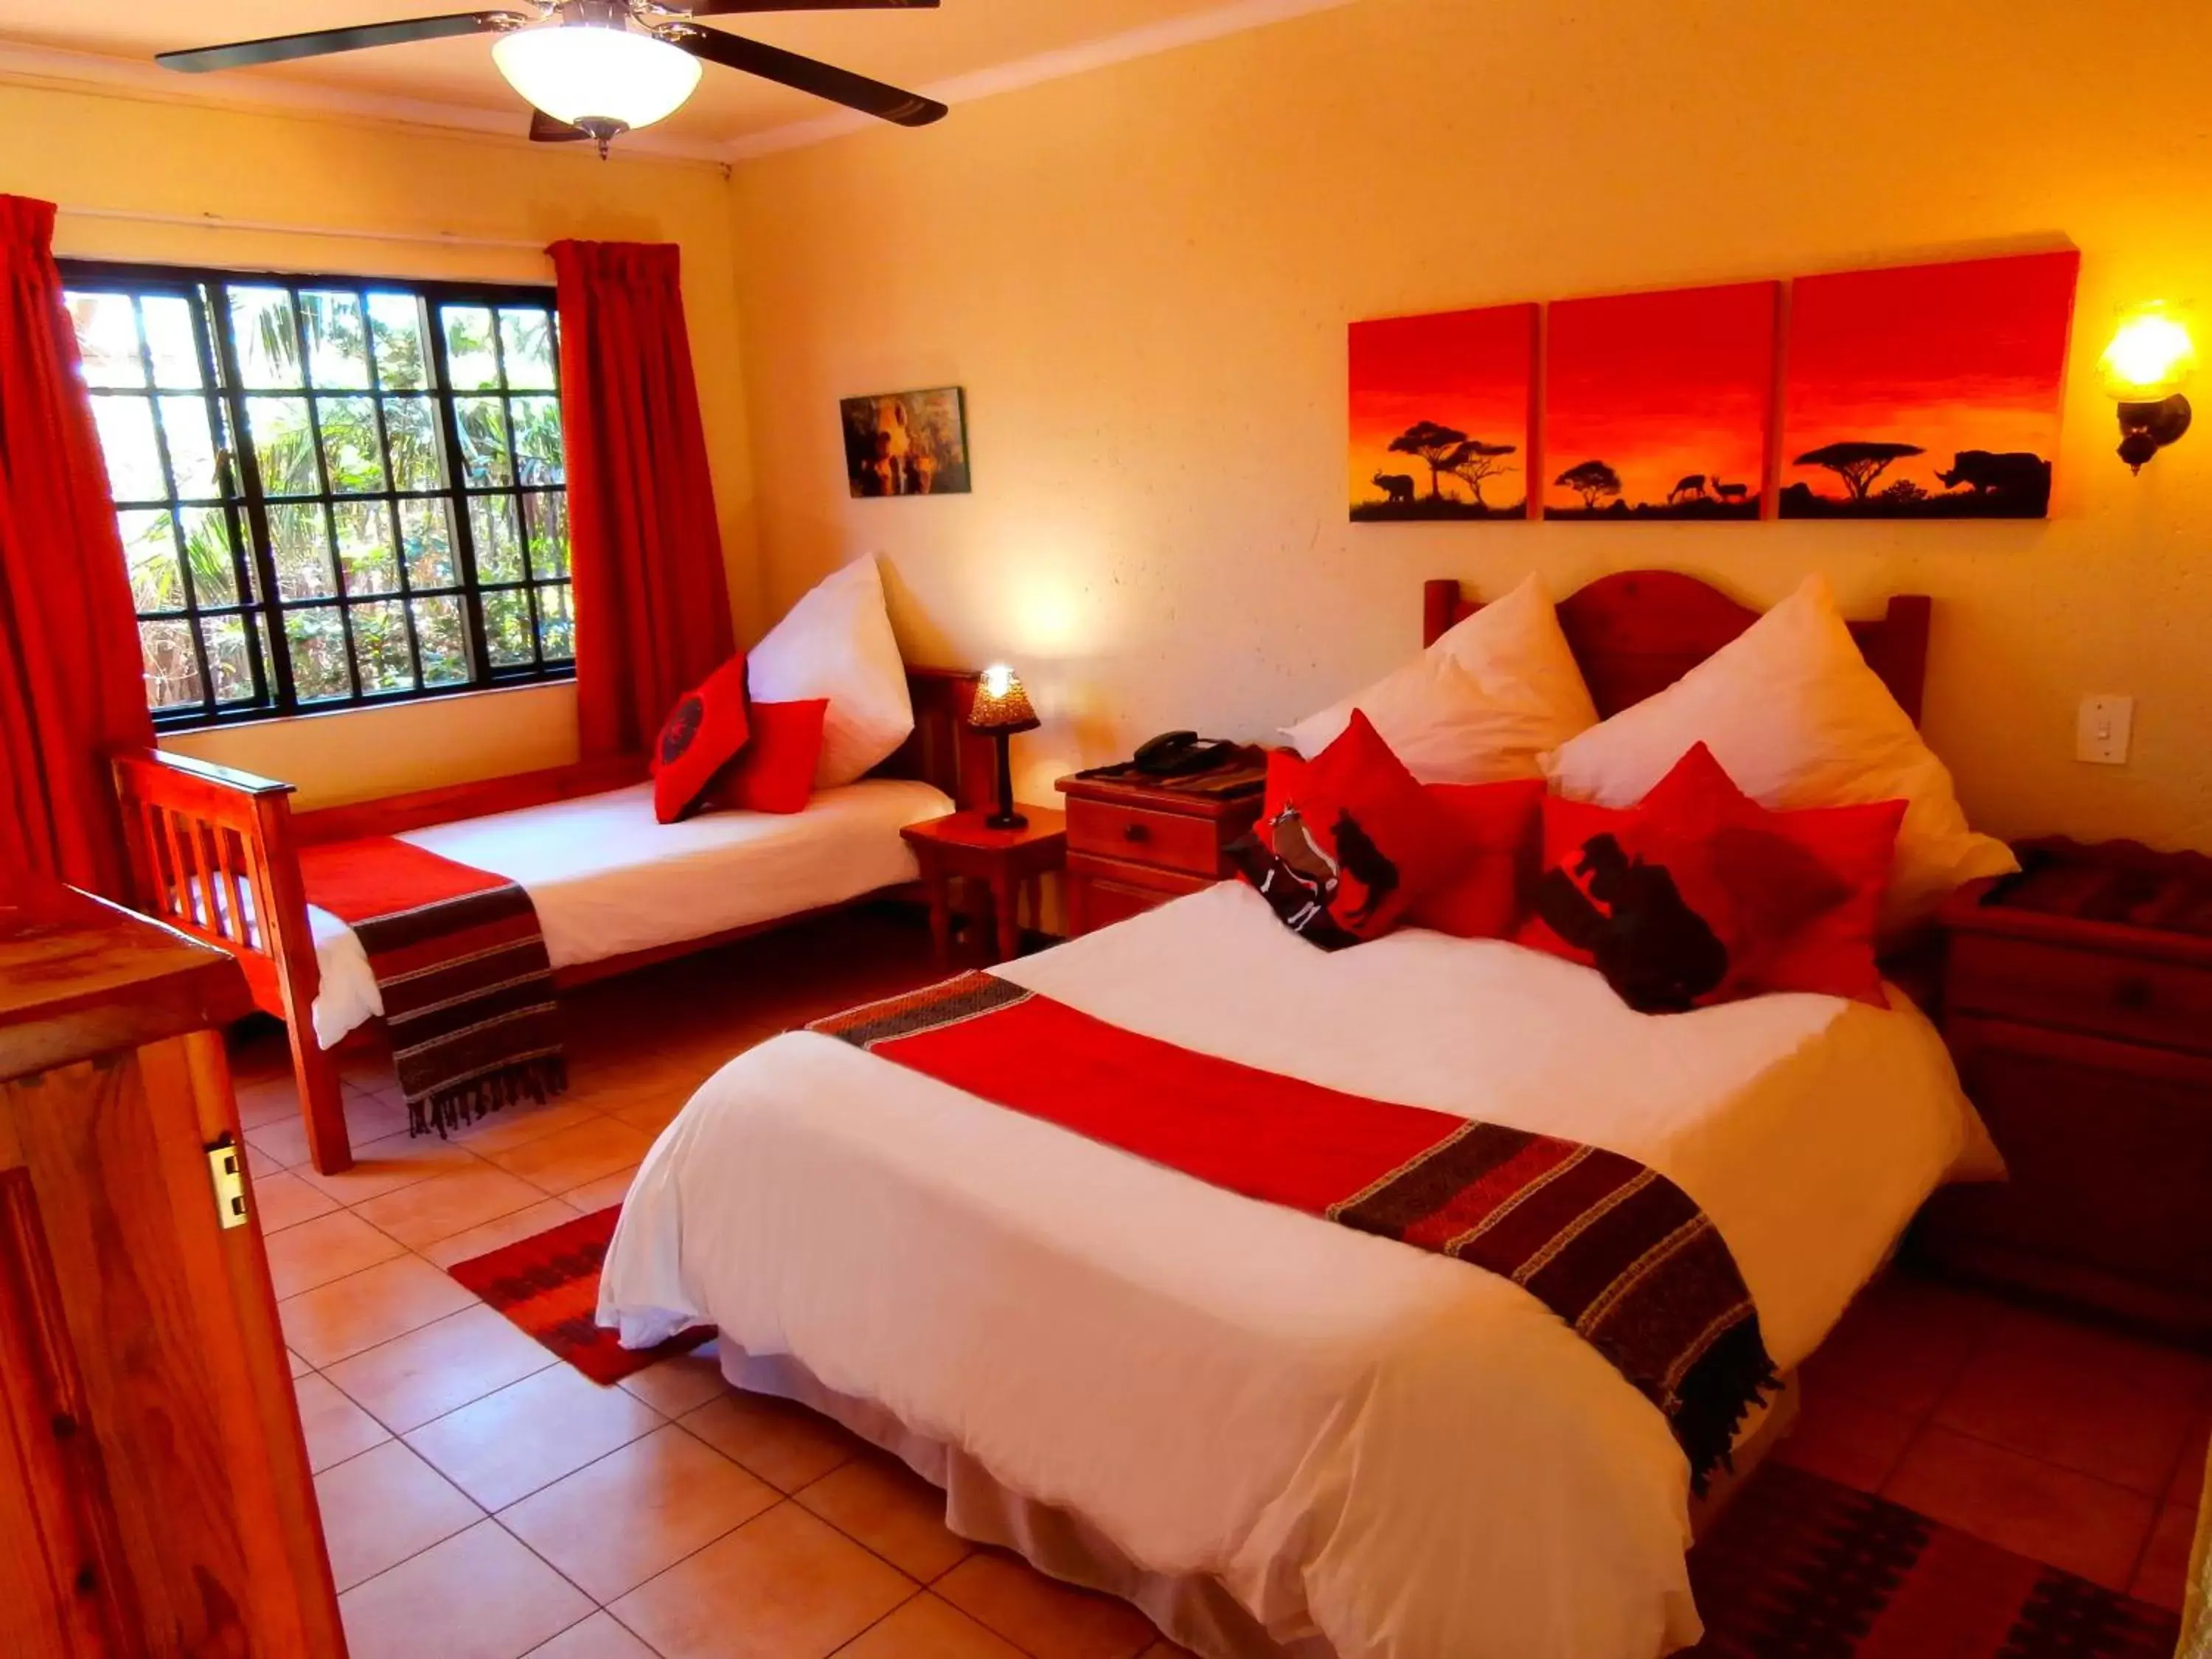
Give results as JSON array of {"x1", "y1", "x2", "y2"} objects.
[
  {"x1": 119, "y1": 508, "x2": 183, "y2": 611},
  {"x1": 299, "y1": 291, "x2": 371, "y2": 389},
  {"x1": 201, "y1": 614, "x2": 257, "y2": 705},
  {"x1": 317, "y1": 396, "x2": 388, "y2": 494},
  {"x1": 350, "y1": 599, "x2": 414, "y2": 693},
  {"x1": 284, "y1": 607, "x2": 352, "y2": 700},
  {"x1": 455, "y1": 397, "x2": 512, "y2": 486},
  {"x1": 159, "y1": 396, "x2": 221, "y2": 497},
  {"x1": 333, "y1": 501, "x2": 400, "y2": 595},
  {"x1": 498, "y1": 309, "x2": 556, "y2": 389},
  {"x1": 141, "y1": 296, "x2": 204, "y2": 388},
  {"x1": 382, "y1": 396, "x2": 445, "y2": 491},
  {"x1": 140, "y1": 619, "x2": 204, "y2": 709},
  {"x1": 268, "y1": 503, "x2": 337, "y2": 599},
  {"x1": 246, "y1": 397, "x2": 320, "y2": 495},
  {"x1": 469, "y1": 495, "x2": 524, "y2": 582},
  {"x1": 521, "y1": 491, "x2": 568, "y2": 578},
  {"x1": 229, "y1": 287, "x2": 302, "y2": 389},
  {"x1": 178, "y1": 507, "x2": 243, "y2": 605},
  {"x1": 68, "y1": 293, "x2": 146, "y2": 388},
  {"x1": 399, "y1": 498, "x2": 456, "y2": 588},
  {"x1": 481, "y1": 588, "x2": 536, "y2": 667},
  {"x1": 369, "y1": 292, "x2": 432, "y2": 390},
  {"x1": 535, "y1": 582, "x2": 573, "y2": 662},
  {"x1": 441, "y1": 305, "x2": 500, "y2": 390},
  {"x1": 412, "y1": 596, "x2": 470, "y2": 686},
  {"x1": 91, "y1": 396, "x2": 166, "y2": 501},
  {"x1": 509, "y1": 396, "x2": 563, "y2": 484}
]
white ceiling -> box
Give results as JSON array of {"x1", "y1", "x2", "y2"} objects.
[{"x1": 0, "y1": 0, "x2": 1346, "y2": 158}]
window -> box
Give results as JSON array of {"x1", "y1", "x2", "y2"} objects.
[{"x1": 61, "y1": 262, "x2": 574, "y2": 727}]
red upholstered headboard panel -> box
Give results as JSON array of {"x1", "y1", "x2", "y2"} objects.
[{"x1": 1421, "y1": 571, "x2": 1931, "y2": 726}]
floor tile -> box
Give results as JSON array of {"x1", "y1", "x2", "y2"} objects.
[
  {"x1": 560, "y1": 1164, "x2": 641, "y2": 1214},
  {"x1": 451, "y1": 1099, "x2": 611, "y2": 1160},
  {"x1": 1773, "y1": 1384, "x2": 1921, "y2": 1494},
  {"x1": 338, "y1": 1519, "x2": 593, "y2": 1659},
  {"x1": 416, "y1": 1197, "x2": 585, "y2": 1270},
  {"x1": 252, "y1": 1168, "x2": 340, "y2": 1234},
  {"x1": 281, "y1": 1253, "x2": 480, "y2": 1367},
  {"x1": 237, "y1": 1073, "x2": 305, "y2": 1128},
  {"x1": 524, "y1": 1612, "x2": 660, "y2": 1659},
  {"x1": 605, "y1": 1091, "x2": 687, "y2": 1138},
  {"x1": 796, "y1": 1450, "x2": 971, "y2": 1581},
  {"x1": 264, "y1": 1209, "x2": 408, "y2": 1299},
  {"x1": 678, "y1": 1390, "x2": 859, "y2": 1493},
  {"x1": 288, "y1": 1347, "x2": 313, "y2": 1379},
  {"x1": 2130, "y1": 1503, "x2": 2196, "y2": 1613},
  {"x1": 406, "y1": 1363, "x2": 665, "y2": 1511},
  {"x1": 293, "y1": 1371, "x2": 392, "y2": 1472},
  {"x1": 832, "y1": 1593, "x2": 1026, "y2": 1659},
  {"x1": 609, "y1": 1500, "x2": 914, "y2": 1659},
  {"x1": 295, "y1": 1126, "x2": 489, "y2": 1206},
  {"x1": 246, "y1": 1111, "x2": 316, "y2": 1170},
  {"x1": 324, "y1": 1302, "x2": 559, "y2": 1433},
  {"x1": 1883, "y1": 1423, "x2": 2157, "y2": 1591},
  {"x1": 243, "y1": 1138, "x2": 289, "y2": 1180},
  {"x1": 1799, "y1": 1272, "x2": 1998, "y2": 1419},
  {"x1": 353, "y1": 1162, "x2": 549, "y2": 1251},
  {"x1": 2166, "y1": 1408, "x2": 2208, "y2": 1510},
  {"x1": 487, "y1": 1116, "x2": 656, "y2": 1197},
  {"x1": 498, "y1": 1422, "x2": 779, "y2": 1602},
  {"x1": 346, "y1": 1096, "x2": 416, "y2": 1144},
  {"x1": 313, "y1": 1439, "x2": 482, "y2": 1592},
  {"x1": 617, "y1": 1339, "x2": 729, "y2": 1418},
  {"x1": 936, "y1": 1550, "x2": 1159, "y2": 1659}
]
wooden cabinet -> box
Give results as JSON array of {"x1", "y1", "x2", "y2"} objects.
[
  {"x1": 0, "y1": 886, "x2": 347, "y2": 1659},
  {"x1": 1056, "y1": 756, "x2": 1265, "y2": 936}
]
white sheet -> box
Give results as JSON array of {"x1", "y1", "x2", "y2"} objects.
[
  {"x1": 310, "y1": 778, "x2": 951, "y2": 1047},
  {"x1": 600, "y1": 881, "x2": 1982, "y2": 1659}
]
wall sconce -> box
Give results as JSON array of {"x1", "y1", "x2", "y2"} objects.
[{"x1": 2098, "y1": 302, "x2": 2196, "y2": 473}]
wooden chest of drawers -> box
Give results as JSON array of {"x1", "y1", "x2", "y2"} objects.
[
  {"x1": 1918, "y1": 838, "x2": 2212, "y2": 1344},
  {"x1": 1055, "y1": 756, "x2": 1265, "y2": 935}
]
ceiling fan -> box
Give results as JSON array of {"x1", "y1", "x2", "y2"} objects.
[{"x1": 157, "y1": 0, "x2": 948, "y2": 157}]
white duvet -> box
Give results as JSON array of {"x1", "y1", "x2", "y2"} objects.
[{"x1": 600, "y1": 881, "x2": 1983, "y2": 1659}]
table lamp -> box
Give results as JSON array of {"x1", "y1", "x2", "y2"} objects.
[{"x1": 968, "y1": 664, "x2": 1040, "y2": 830}]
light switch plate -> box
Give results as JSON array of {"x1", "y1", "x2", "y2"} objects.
[{"x1": 2076, "y1": 695, "x2": 2133, "y2": 765}]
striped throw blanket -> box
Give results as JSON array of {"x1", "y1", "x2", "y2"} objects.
[
  {"x1": 810, "y1": 970, "x2": 1778, "y2": 1491},
  {"x1": 301, "y1": 838, "x2": 566, "y2": 1137}
]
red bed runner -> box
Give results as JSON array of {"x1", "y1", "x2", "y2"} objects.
[
  {"x1": 301, "y1": 836, "x2": 566, "y2": 1138},
  {"x1": 809, "y1": 970, "x2": 1777, "y2": 1491}
]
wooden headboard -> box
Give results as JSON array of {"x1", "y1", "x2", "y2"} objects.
[
  {"x1": 1422, "y1": 571, "x2": 1931, "y2": 726},
  {"x1": 874, "y1": 665, "x2": 995, "y2": 812}
]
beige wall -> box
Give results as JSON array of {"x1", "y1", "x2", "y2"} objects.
[
  {"x1": 728, "y1": 0, "x2": 2212, "y2": 850},
  {"x1": 1, "y1": 77, "x2": 757, "y2": 807}
]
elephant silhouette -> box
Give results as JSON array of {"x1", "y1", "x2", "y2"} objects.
[{"x1": 1372, "y1": 472, "x2": 1417, "y2": 506}]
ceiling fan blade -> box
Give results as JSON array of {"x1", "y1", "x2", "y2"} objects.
[
  {"x1": 157, "y1": 10, "x2": 533, "y2": 74},
  {"x1": 667, "y1": 27, "x2": 946, "y2": 125},
  {"x1": 674, "y1": 1, "x2": 939, "y2": 12},
  {"x1": 529, "y1": 108, "x2": 592, "y2": 142}
]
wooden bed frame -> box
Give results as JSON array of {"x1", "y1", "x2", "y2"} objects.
[{"x1": 109, "y1": 666, "x2": 992, "y2": 1175}]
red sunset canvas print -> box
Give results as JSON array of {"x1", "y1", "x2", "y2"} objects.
[
  {"x1": 1544, "y1": 282, "x2": 1778, "y2": 520},
  {"x1": 1349, "y1": 303, "x2": 1535, "y2": 521},
  {"x1": 1781, "y1": 250, "x2": 2079, "y2": 518}
]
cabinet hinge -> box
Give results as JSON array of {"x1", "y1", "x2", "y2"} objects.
[{"x1": 206, "y1": 1136, "x2": 248, "y2": 1230}]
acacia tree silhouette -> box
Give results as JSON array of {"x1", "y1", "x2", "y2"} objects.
[
  {"x1": 1794, "y1": 440, "x2": 1924, "y2": 501},
  {"x1": 1446, "y1": 439, "x2": 1517, "y2": 507},
  {"x1": 1554, "y1": 459, "x2": 1621, "y2": 512},
  {"x1": 1388, "y1": 420, "x2": 1472, "y2": 501}
]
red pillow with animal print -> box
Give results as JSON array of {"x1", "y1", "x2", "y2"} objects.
[
  {"x1": 1408, "y1": 778, "x2": 1546, "y2": 939},
  {"x1": 709, "y1": 698, "x2": 828, "y2": 815},
  {"x1": 651, "y1": 653, "x2": 751, "y2": 824},
  {"x1": 1238, "y1": 713, "x2": 1455, "y2": 948}
]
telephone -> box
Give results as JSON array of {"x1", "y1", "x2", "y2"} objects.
[{"x1": 1130, "y1": 730, "x2": 1240, "y2": 777}]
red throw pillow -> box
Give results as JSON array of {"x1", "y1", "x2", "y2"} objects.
[
  {"x1": 1518, "y1": 744, "x2": 1904, "y2": 1011},
  {"x1": 712, "y1": 698, "x2": 828, "y2": 815},
  {"x1": 1409, "y1": 778, "x2": 1545, "y2": 939},
  {"x1": 651, "y1": 654, "x2": 751, "y2": 824},
  {"x1": 1237, "y1": 713, "x2": 1455, "y2": 948}
]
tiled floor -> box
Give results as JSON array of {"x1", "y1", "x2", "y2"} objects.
[{"x1": 235, "y1": 905, "x2": 2205, "y2": 1659}]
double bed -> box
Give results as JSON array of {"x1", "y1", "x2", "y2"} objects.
[{"x1": 597, "y1": 572, "x2": 1996, "y2": 1659}]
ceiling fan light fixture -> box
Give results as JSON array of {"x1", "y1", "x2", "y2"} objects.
[{"x1": 493, "y1": 19, "x2": 702, "y2": 145}]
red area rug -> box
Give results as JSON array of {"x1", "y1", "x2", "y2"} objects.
[
  {"x1": 447, "y1": 1205, "x2": 712, "y2": 1385},
  {"x1": 1686, "y1": 1462, "x2": 2177, "y2": 1656}
]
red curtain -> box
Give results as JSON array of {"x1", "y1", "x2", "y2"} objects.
[
  {"x1": 0, "y1": 195, "x2": 152, "y2": 900},
  {"x1": 550, "y1": 240, "x2": 733, "y2": 759}
]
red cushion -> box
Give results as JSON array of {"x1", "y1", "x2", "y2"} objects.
[
  {"x1": 1239, "y1": 714, "x2": 1455, "y2": 947},
  {"x1": 1519, "y1": 744, "x2": 1903, "y2": 1010},
  {"x1": 1409, "y1": 778, "x2": 1545, "y2": 939},
  {"x1": 712, "y1": 699, "x2": 828, "y2": 815},
  {"x1": 651, "y1": 653, "x2": 751, "y2": 824}
]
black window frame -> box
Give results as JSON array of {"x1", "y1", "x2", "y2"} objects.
[{"x1": 60, "y1": 258, "x2": 575, "y2": 731}]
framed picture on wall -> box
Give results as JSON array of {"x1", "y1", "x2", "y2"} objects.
[
  {"x1": 1349, "y1": 303, "x2": 1536, "y2": 521},
  {"x1": 841, "y1": 386, "x2": 971, "y2": 497}
]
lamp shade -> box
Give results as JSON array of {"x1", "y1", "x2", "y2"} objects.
[
  {"x1": 493, "y1": 21, "x2": 702, "y2": 134},
  {"x1": 969, "y1": 664, "x2": 1040, "y2": 733},
  {"x1": 2098, "y1": 302, "x2": 2198, "y2": 401}
]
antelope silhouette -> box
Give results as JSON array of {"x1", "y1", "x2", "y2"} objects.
[
  {"x1": 1372, "y1": 472, "x2": 1416, "y2": 506},
  {"x1": 1710, "y1": 476, "x2": 1750, "y2": 504},
  {"x1": 1669, "y1": 474, "x2": 1707, "y2": 504}
]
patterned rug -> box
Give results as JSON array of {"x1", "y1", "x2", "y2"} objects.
[
  {"x1": 447, "y1": 1205, "x2": 713, "y2": 1385},
  {"x1": 1687, "y1": 1462, "x2": 2179, "y2": 1656}
]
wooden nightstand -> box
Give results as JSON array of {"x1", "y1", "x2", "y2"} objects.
[
  {"x1": 902, "y1": 808, "x2": 1067, "y2": 966},
  {"x1": 1055, "y1": 751, "x2": 1265, "y2": 936},
  {"x1": 1917, "y1": 838, "x2": 2212, "y2": 1344}
]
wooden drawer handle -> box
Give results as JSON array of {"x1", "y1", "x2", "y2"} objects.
[
  {"x1": 1121, "y1": 822, "x2": 1150, "y2": 843},
  {"x1": 2112, "y1": 975, "x2": 2154, "y2": 1011}
]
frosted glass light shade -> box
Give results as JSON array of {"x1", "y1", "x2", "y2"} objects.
[
  {"x1": 493, "y1": 22, "x2": 702, "y2": 133},
  {"x1": 2098, "y1": 304, "x2": 2197, "y2": 401}
]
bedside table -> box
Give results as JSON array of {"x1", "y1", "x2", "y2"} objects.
[
  {"x1": 1917, "y1": 837, "x2": 2212, "y2": 1344},
  {"x1": 901, "y1": 809, "x2": 1067, "y2": 966},
  {"x1": 1055, "y1": 751, "x2": 1265, "y2": 935}
]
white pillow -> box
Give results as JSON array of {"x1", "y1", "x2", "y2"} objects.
[
  {"x1": 1543, "y1": 573, "x2": 2016, "y2": 933},
  {"x1": 747, "y1": 555, "x2": 914, "y2": 788},
  {"x1": 1282, "y1": 571, "x2": 1599, "y2": 782}
]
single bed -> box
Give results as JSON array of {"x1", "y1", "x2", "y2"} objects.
[{"x1": 598, "y1": 572, "x2": 1985, "y2": 1659}]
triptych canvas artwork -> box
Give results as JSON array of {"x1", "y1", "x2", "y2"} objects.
[{"x1": 1348, "y1": 249, "x2": 2079, "y2": 524}]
